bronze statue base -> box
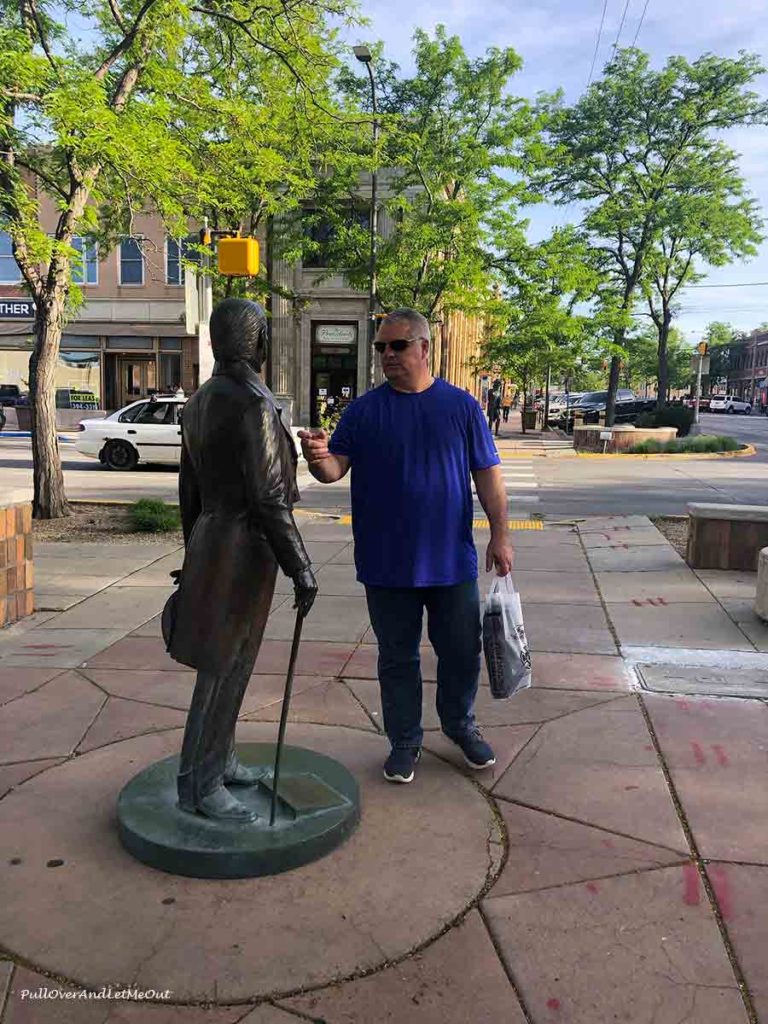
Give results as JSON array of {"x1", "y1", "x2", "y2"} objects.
[{"x1": 117, "y1": 742, "x2": 360, "y2": 879}]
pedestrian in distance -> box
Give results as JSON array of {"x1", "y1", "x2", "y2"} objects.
[
  {"x1": 488, "y1": 390, "x2": 502, "y2": 436},
  {"x1": 502, "y1": 392, "x2": 512, "y2": 423},
  {"x1": 299, "y1": 308, "x2": 514, "y2": 785}
]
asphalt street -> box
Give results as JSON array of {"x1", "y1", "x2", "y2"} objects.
[{"x1": 0, "y1": 410, "x2": 766, "y2": 517}]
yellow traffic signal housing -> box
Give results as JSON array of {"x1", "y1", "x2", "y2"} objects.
[{"x1": 217, "y1": 236, "x2": 260, "y2": 276}]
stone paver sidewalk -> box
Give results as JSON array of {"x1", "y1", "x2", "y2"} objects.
[{"x1": 0, "y1": 515, "x2": 766, "y2": 1023}]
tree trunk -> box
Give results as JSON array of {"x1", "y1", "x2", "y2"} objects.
[
  {"x1": 29, "y1": 303, "x2": 70, "y2": 519},
  {"x1": 656, "y1": 308, "x2": 671, "y2": 409},
  {"x1": 605, "y1": 348, "x2": 622, "y2": 427}
]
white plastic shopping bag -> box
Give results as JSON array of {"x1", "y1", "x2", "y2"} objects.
[{"x1": 482, "y1": 574, "x2": 532, "y2": 699}]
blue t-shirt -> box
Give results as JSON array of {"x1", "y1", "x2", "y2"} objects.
[{"x1": 328, "y1": 379, "x2": 500, "y2": 587}]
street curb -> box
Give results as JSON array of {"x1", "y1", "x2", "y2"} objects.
[
  {"x1": 574, "y1": 443, "x2": 756, "y2": 460},
  {"x1": 66, "y1": 499, "x2": 336, "y2": 520}
]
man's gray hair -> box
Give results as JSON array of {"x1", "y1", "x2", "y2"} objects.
[{"x1": 381, "y1": 308, "x2": 431, "y2": 342}]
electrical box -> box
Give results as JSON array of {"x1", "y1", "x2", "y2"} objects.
[{"x1": 217, "y1": 236, "x2": 260, "y2": 276}]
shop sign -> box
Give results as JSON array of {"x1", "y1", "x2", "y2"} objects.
[
  {"x1": 317, "y1": 388, "x2": 328, "y2": 397},
  {"x1": 315, "y1": 324, "x2": 357, "y2": 346},
  {"x1": 0, "y1": 299, "x2": 35, "y2": 319}
]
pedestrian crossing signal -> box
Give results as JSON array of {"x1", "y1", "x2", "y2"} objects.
[{"x1": 217, "y1": 237, "x2": 260, "y2": 276}]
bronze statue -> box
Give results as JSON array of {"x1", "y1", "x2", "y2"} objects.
[{"x1": 165, "y1": 298, "x2": 318, "y2": 823}]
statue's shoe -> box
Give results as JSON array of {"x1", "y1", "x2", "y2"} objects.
[
  {"x1": 184, "y1": 786, "x2": 258, "y2": 823},
  {"x1": 223, "y1": 761, "x2": 264, "y2": 787}
]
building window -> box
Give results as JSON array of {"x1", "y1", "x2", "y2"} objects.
[
  {"x1": 105, "y1": 336, "x2": 153, "y2": 350},
  {"x1": 303, "y1": 207, "x2": 370, "y2": 269},
  {"x1": 119, "y1": 238, "x2": 144, "y2": 285},
  {"x1": 71, "y1": 236, "x2": 99, "y2": 285},
  {"x1": 166, "y1": 235, "x2": 199, "y2": 285},
  {"x1": 0, "y1": 231, "x2": 21, "y2": 284},
  {"x1": 160, "y1": 352, "x2": 182, "y2": 391}
]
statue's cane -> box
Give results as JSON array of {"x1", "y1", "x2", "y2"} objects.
[{"x1": 269, "y1": 608, "x2": 305, "y2": 826}]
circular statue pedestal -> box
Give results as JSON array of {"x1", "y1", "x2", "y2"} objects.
[{"x1": 117, "y1": 742, "x2": 360, "y2": 879}]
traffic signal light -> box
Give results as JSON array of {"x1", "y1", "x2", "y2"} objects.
[
  {"x1": 217, "y1": 236, "x2": 260, "y2": 276},
  {"x1": 697, "y1": 341, "x2": 709, "y2": 355}
]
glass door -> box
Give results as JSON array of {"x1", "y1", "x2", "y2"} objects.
[{"x1": 117, "y1": 357, "x2": 157, "y2": 408}]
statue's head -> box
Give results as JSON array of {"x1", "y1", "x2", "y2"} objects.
[{"x1": 210, "y1": 298, "x2": 269, "y2": 372}]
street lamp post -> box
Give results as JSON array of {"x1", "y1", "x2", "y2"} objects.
[{"x1": 354, "y1": 45, "x2": 379, "y2": 392}]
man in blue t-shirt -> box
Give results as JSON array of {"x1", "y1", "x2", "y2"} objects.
[{"x1": 298, "y1": 309, "x2": 514, "y2": 784}]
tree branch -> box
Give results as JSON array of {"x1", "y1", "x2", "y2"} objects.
[
  {"x1": 107, "y1": 0, "x2": 128, "y2": 34},
  {"x1": 95, "y1": 0, "x2": 156, "y2": 80},
  {"x1": 22, "y1": 0, "x2": 59, "y2": 80}
]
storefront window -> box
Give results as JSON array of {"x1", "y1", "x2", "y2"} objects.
[
  {"x1": 159, "y1": 352, "x2": 182, "y2": 392},
  {"x1": 57, "y1": 351, "x2": 100, "y2": 401},
  {"x1": 0, "y1": 349, "x2": 30, "y2": 390},
  {"x1": 0, "y1": 348, "x2": 100, "y2": 402}
]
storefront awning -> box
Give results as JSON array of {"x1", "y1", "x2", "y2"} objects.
[{"x1": 0, "y1": 321, "x2": 195, "y2": 338}]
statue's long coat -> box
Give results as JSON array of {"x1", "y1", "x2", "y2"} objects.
[{"x1": 167, "y1": 359, "x2": 311, "y2": 675}]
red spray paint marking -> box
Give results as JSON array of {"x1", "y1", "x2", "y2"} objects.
[
  {"x1": 22, "y1": 643, "x2": 72, "y2": 650},
  {"x1": 683, "y1": 864, "x2": 701, "y2": 906},
  {"x1": 546, "y1": 998, "x2": 561, "y2": 1011},
  {"x1": 644, "y1": 744, "x2": 654, "y2": 751},
  {"x1": 586, "y1": 882, "x2": 599, "y2": 894},
  {"x1": 600, "y1": 838, "x2": 615, "y2": 849},
  {"x1": 691, "y1": 742, "x2": 706, "y2": 766},
  {"x1": 709, "y1": 866, "x2": 733, "y2": 920},
  {"x1": 713, "y1": 744, "x2": 729, "y2": 767},
  {"x1": 678, "y1": 699, "x2": 690, "y2": 710}
]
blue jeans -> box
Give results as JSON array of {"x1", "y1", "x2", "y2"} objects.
[{"x1": 364, "y1": 580, "x2": 481, "y2": 749}]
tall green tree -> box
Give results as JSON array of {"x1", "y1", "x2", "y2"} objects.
[
  {"x1": 0, "y1": 0, "x2": 354, "y2": 517},
  {"x1": 329, "y1": 26, "x2": 538, "y2": 373},
  {"x1": 539, "y1": 48, "x2": 767, "y2": 425},
  {"x1": 475, "y1": 228, "x2": 604, "y2": 430},
  {"x1": 623, "y1": 324, "x2": 693, "y2": 395},
  {"x1": 703, "y1": 320, "x2": 737, "y2": 392},
  {"x1": 642, "y1": 150, "x2": 762, "y2": 406}
]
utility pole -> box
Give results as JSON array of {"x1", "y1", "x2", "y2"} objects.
[{"x1": 692, "y1": 340, "x2": 708, "y2": 435}]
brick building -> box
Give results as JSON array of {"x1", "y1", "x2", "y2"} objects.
[{"x1": 727, "y1": 330, "x2": 768, "y2": 400}]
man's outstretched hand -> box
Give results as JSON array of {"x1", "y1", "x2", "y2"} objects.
[
  {"x1": 293, "y1": 567, "x2": 318, "y2": 617},
  {"x1": 298, "y1": 428, "x2": 331, "y2": 466}
]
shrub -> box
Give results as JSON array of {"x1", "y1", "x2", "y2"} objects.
[
  {"x1": 636, "y1": 405, "x2": 695, "y2": 436},
  {"x1": 629, "y1": 435, "x2": 741, "y2": 455},
  {"x1": 129, "y1": 499, "x2": 181, "y2": 533},
  {"x1": 630, "y1": 438, "x2": 664, "y2": 454}
]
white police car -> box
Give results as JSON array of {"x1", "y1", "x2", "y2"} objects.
[{"x1": 76, "y1": 394, "x2": 186, "y2": 470}]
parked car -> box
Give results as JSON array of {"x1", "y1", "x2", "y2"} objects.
[
  {"x1": 682, "y1": 396, "x2": 710, "y2": 411},
  {"x1": 0, "y1": 383, "x2": 29, "y2": 407},
  {"x1": 709, "y1": 394, "x2": 752, "y2": 414},
  {"x1": 547, "y1": 392, "x2": 584, "y2": 422},
  {"x1": 573, "y1": 389, "x2": 638, "y2": 423},
  {"x1": 75, "y1": 395, "x2": 185, "y2": 470}
]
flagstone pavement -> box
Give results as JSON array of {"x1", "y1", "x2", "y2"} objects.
[{"x1": 0, "y1": 515, "x2": 766, "y2": 1023}]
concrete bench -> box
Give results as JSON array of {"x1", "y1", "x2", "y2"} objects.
[
  {"x1": 686, "y1": 503, "x2": 768, "y2": 571},
  {"x1": 756, "y1": 548, "x2": 768, "y2": 622}
]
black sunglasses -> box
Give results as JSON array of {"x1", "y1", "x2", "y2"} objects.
[{"x1": 374, "y1": 337, "x2": 422, "y2": 353}]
